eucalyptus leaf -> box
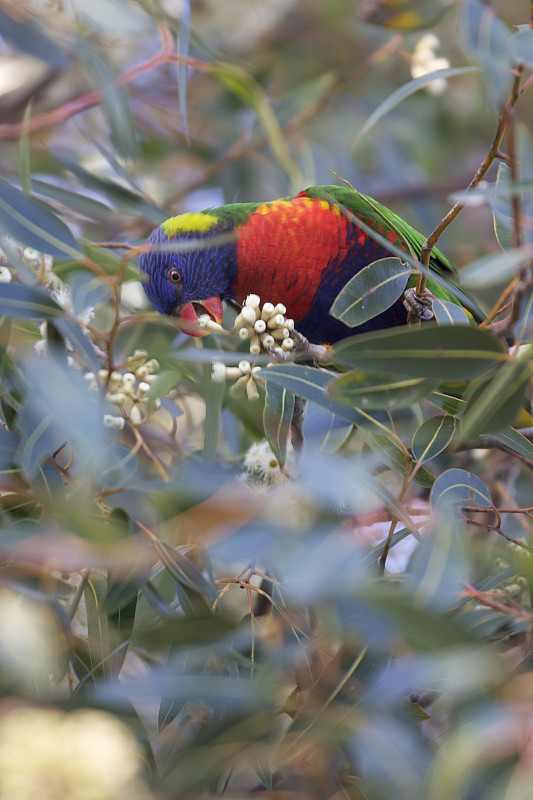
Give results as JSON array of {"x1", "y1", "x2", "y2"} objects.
[
  {"x1": 329, "y1": 370, "x2": 436, "y2": 410},
  {"x1": 430, "y1": 468, "x2": 492, "y2": 510},
  {"x1": 263, "y1": 381, "x2": 295, "y2": 469},
  {"x1": 334, "y1": 325, "x2": 505, "y2": 379},
  {"x1": 432, "y1": 298, "x2": 471, "y2": 325},
  {"x1": 330, "y1": 257, "x2": 410, "y2": 327},
  {"x1": 412, "y1": 415, "x2": 455, "y2": 463}
]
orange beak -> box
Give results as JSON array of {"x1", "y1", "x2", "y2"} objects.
[{"x1": 176, "y1": 297, "x2": 224, "y2": 337}]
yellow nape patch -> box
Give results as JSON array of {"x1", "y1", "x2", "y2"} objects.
[{"x1": 160, "y1": 212, "x2": 218, "y2": 236}]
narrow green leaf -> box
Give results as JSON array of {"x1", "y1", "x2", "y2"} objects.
[
  {"x1": 134, "y1": 615, "x2": 237, "y2": 649},
  {"x1": 430, "y1": 468, "x2": 492, "y2": 510},
  {"x1": 329, "y1": 369, "x2": 436, "y2": 410},
  {"x1": 334, "y1": 325, "x2": 506, "y2": 380},
  {"x1": 18, "y1": 102, "x2": 33, "y2": 195},
  {"x1": 492, "y1": 427, "x2": 533, "y2": 463},
  {"x1": 512, "y1": 29, "x2": 533, "y2": 68},
  {"x1": 352, "y1": 67, "x2": 478, "y2": 147},
  {"x1": 330, "y1": 257, "x2": 410, "y2": 326},
  {"x1": 263, "y1": 382, "x2": 295, "y2": 469},
  {"x1": 412, "y1": 415, "x2": 455, "y2": 463}
]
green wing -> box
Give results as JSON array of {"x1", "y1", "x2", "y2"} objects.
[{"x1": 305, "y1": 184, "x2": 483, "y2": 321}]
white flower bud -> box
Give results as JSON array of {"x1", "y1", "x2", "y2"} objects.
[
  {"x1": 273, "y1": 303, "x2": 286, "y2": 316},
  {"x1": 238, "y1": 327, "x2": 250, "y2": 340},
  {"x1": 229, "y1": 374, "x2": 249, "y2": 397},
  {"x1": 145, "y1": 359, "x2": 160, "y2": 373},
  {"x1": 137, "y1": 381, "x2": 151, "y2": 396},
  {"x1": 246, "y1": 376, "x2": 260, "y2": 402},
  {"x1": 282, "y1": 338, "x2": 295, "y2": 351},
  {"x1": 267, "y1": 314, "x2": 286, "y2": 329},
  {"x1": 0, "y1": 267, "x2": 12, "y2": 283},
  {"x1": 261, "y1": 333, "x2": 275, "y2": 348},
  {"x1": 261, "y1": 302, "x2": 275, "y2": 320},
  {"x1": 98, "y1": 369, "x2": 109, "y2": 381},
  {"x1": 285, "y1": 318, "x2": 295, "y2": 330},
  {"x1": 153, "y1": 398, "x2": 161, "y2": 410},
  {"x1": 240, "y1": 306, "x2": 257, "y2": 325},
  {"x1": 122, "y1": 372, "x2": 136, "y2": 384},
  {"x1": 84, "y1": 372, "x2": 95, "y2": 382},
  {"x1": 129, "y1": 405, "x2": 143, "y2": 426},
  {"x1": 250, "y1": 334, "x2": 261, "y2": 355},
  {"x1": 226, "y1": 366, "x2": 244, "y2": 379},
  {"x1": 254, "y1": 319, "x2": 266, "y2": 333},
  {"x1": 135, "y1": 365, "x2": 150, "y2": 379},
  {"x1": 107, "y1": 392, "x2": 127, "y2": 405},
  {"x1": 272, "y1": 327, "x2": 290, "y2": 340},
  {"x1": 103, "y1": 414, "x2": 125, "y2": 429},
  {"x1": 245, "y1": 294, "x2": 260, "y2": 308},
  {"x1": 238, "y1": 360, "x2": 251, "y2": 374},
  {"x1": 211, "y1": 361, "x2": 227, "y2": 382}
]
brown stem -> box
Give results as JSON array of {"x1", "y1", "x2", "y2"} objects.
[{"x1": 415, "y1": 67, "x2": 525, "y2": 299}]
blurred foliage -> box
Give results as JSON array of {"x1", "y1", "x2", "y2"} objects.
[{"x1": 0, "y1": 1, "x2": 532, "y2": 798}]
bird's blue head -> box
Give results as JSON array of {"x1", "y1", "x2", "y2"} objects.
[{"x1": 138, "y1": 212, "x2": 238, "y2": 336}]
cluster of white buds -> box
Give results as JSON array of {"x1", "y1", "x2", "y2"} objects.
[
  {"x1": 211, "y1": 358, "x2": 263, "y2": 401},
  {"x1": 85, "y1": 349, "x2": 161, "y2": 428},
  {"x1": 233, "y1": 294, "x2": 295, "y2": 357},
  {"x1": 410, "y1": 34, "x2": 450, "y2": 95}
]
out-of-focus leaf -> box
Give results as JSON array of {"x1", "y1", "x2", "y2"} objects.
[
  {"x1": 69, "y1": 0, "x2": 151, "y2": 33},
  {"x1": 512, "y1": 29, "x2": 533, "y2": 67},
  {"x1": 0, "y1": 282, "x2": 64, "y2": 320},
  {"x1": 460, "y1": 245, "x2": 531, "y2": 287},
  {"x1": 430, "y1": 468, "x2": 492, "y2": 510},
  {"x1": 134, "y1": 615, "x2": 237, "y2": 648},
  {"x1": 461, "y1": 0, "x2": 513, "y2": 105},
  {"x1": 0, "y1": 6, "x2": 68, "y2": 69},
  {"x1": 432, "y1": 297, "x2": 471, "y2": 325},
  {"x1": 412, "y1": 415, "x2": 455, "y2": 463},
  {"x1": 261, "y1": 364, "x2": 390, "y2": 431},
  {"x1": 0, "y1": 177, "x2": 80, "y2": 259},
  {"x1": 301, "y1": 403, "x2": 353, "y2": 453},
  {"x1": 458, "y1": 355, "x2": 533, "y2": 442},
  {"x1": 17, "y1": 353, "x2": 103, "y2": 478},
  {"x1": 213, "y1": 62, "x2": 301, "y2": 186},
  {"x1": 178, "y1": 0, "x2": 190, "y2": 139},
  {"x1": 77, "y1": 41, "x2": 139, "y2": 161},
  {"x1": 329, "y1": 369, "x2": 436, "y2": 410},
  {"x1": 52, "y1": 317, "x2": 100, "y2": 372},
  {"x1": 352, "y1": 67, "x2": 478, "y2": 147},
  {"x1": 19, "y1": 102, "x2": 33, "y2": 195},
  {"x1": 56, "y1": 156, "x2": 165, "y2": 225},
  {"x1": 491, "y1": 427, "x2": 533, "y2": 463},
  {"x1": 406, "y1": 511, "x2": 470, "y2": 611},
  {"x1": 83, "y1": 572, "x2": 111, "y2": 682},
  {"x1": 32, "y1": 179, "x2": 114, "y2": 222},
  {"x1": 334, "y1": 325, "x2": 506, "y2": 379},
  {"x1": 330, "y1": 257, "x2": 410, "y2": 326},
  {"x1": 263, "y1": 381, "x2": 294, "y2": 469},
  {"x1": 358, "y1": 0, "x2": 453, "y2": 30},
  {"x1": 362, "y1": 429, "x2": 435, "y2": 486},
  {"x1": 105, "y1": 570, "x2": 139, "y2": 676}
]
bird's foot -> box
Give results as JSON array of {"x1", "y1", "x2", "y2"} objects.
[
  {"x1": 267, "y1": 329, "x2": 333, "y2": 365},
  {"x1": 403, "y1": 287, "x2": 434, "y2": 320}
]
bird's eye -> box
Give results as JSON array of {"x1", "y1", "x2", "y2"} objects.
[{"x1": 168, "y1": 269, "x2": 182, "y2": 285}]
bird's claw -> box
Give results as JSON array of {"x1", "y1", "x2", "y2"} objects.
[
  {"x1": 403, "y1": 287, "x2": 434, "y2": 320},
  {"x1": 267, "y1": 329, "x2": 332, "y2": 365}
]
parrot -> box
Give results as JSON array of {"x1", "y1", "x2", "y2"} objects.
[{"x1": 138, "y1": 184, "x2": 476, "y2": 346}]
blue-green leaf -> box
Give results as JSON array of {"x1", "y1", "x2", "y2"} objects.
[{"x1": 330, "y1": 257, "x2": 410, "y2": 326}]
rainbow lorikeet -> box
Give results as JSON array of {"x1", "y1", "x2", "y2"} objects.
[{"x1": 139, "y1": 184, "x2": 473, "y2": 344}]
